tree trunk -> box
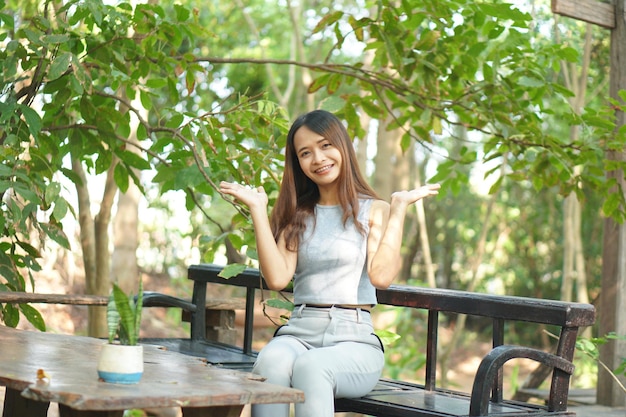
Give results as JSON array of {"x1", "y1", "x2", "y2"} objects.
[
  {"x1": 93, "y1": 163, "x2": 119, "y2": 337},
  {"x1": 112, "y1": 187, "x2": 140, "y2": 294},
  {"x1": 73, "y1": 157, "x2": 119, "y2": 338},
  {"x1": 112, "y1": 87, "x2": 144, "y2": 295},
  {"x1": 72, "y1": 159, "x2": 99, "y2": 335},
  {"x1": 556, "y1": 20, "x2": 591, "y2": 307},
  {"x1": 562, "y1": 194, "x2": 575, "y2": 302},
  {"x1": 372, "y1": 114, "x2": 395, "y2": 198}
]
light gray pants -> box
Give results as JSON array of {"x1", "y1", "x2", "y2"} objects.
[{"x1": 251, "y1": 305, "x2": 384, "y2": 417}]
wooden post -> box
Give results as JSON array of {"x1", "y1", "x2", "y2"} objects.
[
  {"x1": 552, "y1": 0, "x2": 626, "y2": 408},
  {"x1": 600, "y1": 0, "x2": 626, "y2": 407}
]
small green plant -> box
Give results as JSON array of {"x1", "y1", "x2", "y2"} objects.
[
  {"x1": 576, "y1": 332, "x2": 626, "y2": 393},
  {"x1": 106, "y1": 281, "x2": 143, "y2": 346}
]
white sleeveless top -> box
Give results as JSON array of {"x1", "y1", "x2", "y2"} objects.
[{"x1": 293, "y1": 199, "x2": 377, "y2": 306}]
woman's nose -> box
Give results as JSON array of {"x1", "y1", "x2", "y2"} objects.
[{"x1": 312, "y1": 149, "x2": 326, "y2": 163}]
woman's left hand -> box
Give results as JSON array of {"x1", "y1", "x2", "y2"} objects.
[{"x1": 391, "y1": 183, "x2": 441, "y2": 207}]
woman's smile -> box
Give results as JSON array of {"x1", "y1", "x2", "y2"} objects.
[{"x1": 314, "y1": 164, "x2": 334, "y2": 174}]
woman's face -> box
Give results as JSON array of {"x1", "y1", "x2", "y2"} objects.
[{"x1": 293, "y1": 125, "x2": 343, "y2": 189}]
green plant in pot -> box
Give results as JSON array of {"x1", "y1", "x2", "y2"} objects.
[{"x1": 97, "y1": 281, "x2": 144, "y2": 384}]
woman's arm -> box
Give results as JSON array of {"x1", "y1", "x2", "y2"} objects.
[
  {"x1": 219, "y1": 181, "x2": 297, "y2": 290},
  {"x1": 367, "y1": 184, "x2": 440, "y2": 289}
]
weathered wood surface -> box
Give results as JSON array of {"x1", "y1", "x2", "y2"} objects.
[
  {"x1": 599, "y1": 0, "x2": 626, "y2": 407},
  {"x1": 0, "y1": 326, "x2": 303, "y2": 417},
  {"x1": 0, "y1": 292, "x2": 109, "y2": 305},
  {"x1": 0, "y1": 291, "x2": 243, "y2": 310},
  {"x1": 551, "y1": 0, "x2": 616, "y2": 29}
]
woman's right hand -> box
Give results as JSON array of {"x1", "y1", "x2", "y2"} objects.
[{"x1": 219, "y1": 181, "x2": 268, "y2": 210}]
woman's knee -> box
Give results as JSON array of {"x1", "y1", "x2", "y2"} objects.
[{"x1": 253, "y1": 337, "x2": 304, "y2": 379}]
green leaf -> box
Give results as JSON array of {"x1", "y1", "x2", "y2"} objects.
[
  {"x1": 308, "y1": 73, "x2": 332, "y2": 94},
  {"x1": 0, "y1": 12, "x2": 15, "y2": 29},
  {"x1": 43, "y1": 34, "x2": 70, "y2": 44},
  {"x1": 265, "y1": 298, "x2": 294, "y2": 311},
  {"x1": 174, "y1": 165, "x2": 204, "y2": 189},
  {"x1": 326, "y1": 73, "x2": 342, "y2": 94},
  {"x1": 112, "y1": 284, "x2": 136, "y2": 345},
  {"x1": 517, "y1": 76, "x2": 544, "y2": 88},
  {"x1": 360, "y1": 99, "x2": 384, "y2": 119},
  {"x1": 134, "y1": 280, "x2": 143, "y2": 339},
  {"x1": 52, "y1": 198, "x2": 69, "y2": 221},
  {"x1": 145, "y1": 78, "x2": 167, "y2": 89},
  {"x1": 415, "y1": 29, "x2": 440, "y2": 50},
  {"x1": 40, "y1": 223, "x2": 70, "y2": 249},
  {"x1": 139, "y1": 90, "x2": 153, "y2": 110},
  {"x1": 2, "y1": 304, "x2": 20, "y2": 327},
  {"x1": 317, "y1": 96, "x2": 344, "y2": 114},
  {"x1": 45, "y1": 182, "x2": 61, "y2": 206},
  {"x1": 20, "y1": 303, "x2": 46, "y2": 331},
  {"x1": 16, "y1": 241, "x2": 40, "y2": 258},
  {"x1": 218, "y1": 263, "x2": 247, "y2": 279},
  {"x1": 12, "y1": 183, "x2": 40, "y2": 204},
  {"x1": 114, "y1": 163, "x2": 130, "y2": 193},
  {"x1": 375, "y1": 329, "x2": 401, "y2": 347},
  {"x1": 116, "y1": 150, "x2": 151, "y2": 170},
  {"x1": 106, "y1": 291, "x2": 120, "y2": 343},
  {"x1": 174, "y1": 4, "x2": 191, "y2": 22},
  {"x1": 19, "y1": 105, "x2": 42, "y2": 139},
  {"x1": 312, "y1": 10, "x2": 343, "y2": 34},
  {"x1": 48, "y1": 52, "x2": 72, "y2": 81}
]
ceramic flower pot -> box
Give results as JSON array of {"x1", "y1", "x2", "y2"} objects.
[{"x1": 97, "y1": 343, "x2": 144, "y2": 384}]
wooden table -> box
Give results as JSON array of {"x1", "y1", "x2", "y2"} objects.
[{"x1": 0, "y1": 326, "x2": 303, "y2": 417}]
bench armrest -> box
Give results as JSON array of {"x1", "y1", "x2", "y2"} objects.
[
  {"x1": 142, "y1": 291, "x2": 197, "y2": 313},
  {"x1": 469, "y1": 345, "x2": 575, "y2": 416}
]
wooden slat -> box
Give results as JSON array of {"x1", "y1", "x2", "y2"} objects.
[
  {"x1": 551, "y1": 0, "x2": 616, "y2": 29},
  {"x1": 0, "y1": 292, "x2": 108, "y2": 305},
  {"x1": 203, "y1": 298, "x2": 245, "y2": 310},
  {"x1": 0, "y1": 292, "x2": 244, "y2": 310}
]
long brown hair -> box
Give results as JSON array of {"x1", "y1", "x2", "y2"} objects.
[{"x1": 270, "y1": 110, "x2": 379, "y2": 251}]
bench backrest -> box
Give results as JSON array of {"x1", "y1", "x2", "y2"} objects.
[{"x1": 187, "y1": 263, "x2": 596, "y2": 402}]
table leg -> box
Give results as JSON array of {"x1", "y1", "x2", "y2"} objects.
[
  {"x1": 58, "y1": 404, "x2": 124, "y2": 417},
  {"x1": 2, "y1": 387, "x2": 49, "y2": 417},
  {"x1": 181, "y1": 405, "x2": 244, "y2": 417}
]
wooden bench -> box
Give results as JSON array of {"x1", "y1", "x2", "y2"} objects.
[{"x1": 141, "y1": 263, "x2": 596, "y2": 417}]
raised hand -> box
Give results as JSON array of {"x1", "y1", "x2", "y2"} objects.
[
  {"x1": 219, "y1": 181, "x2": 268, "y2": 210},
  {"x1": 390, "y1": 183, "x2": 441, "y2": 207}
]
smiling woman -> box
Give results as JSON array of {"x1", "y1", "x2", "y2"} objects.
[{"x1": 219, "y1": 109, "x2": 440, "y2": 417}]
